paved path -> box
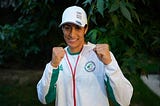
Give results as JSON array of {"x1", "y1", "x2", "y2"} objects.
[{"x1": 141, "y1": 74, "x2": 160, "y2": 97}]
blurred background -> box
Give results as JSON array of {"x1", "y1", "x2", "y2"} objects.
[{"x1": 0, "y1": 0, "x2": 159, "y2": 106}]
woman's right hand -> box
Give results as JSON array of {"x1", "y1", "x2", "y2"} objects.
[{"x1": 51, "y1": 47, "x2": 65, "y2": 67}]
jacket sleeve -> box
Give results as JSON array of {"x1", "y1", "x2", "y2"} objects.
[
  {"x1": 104, "y1": 52, "x2": 133, "y2": 106},
  {"x1": 37, "y1": 63, "x2": 59, "y2": 104}
]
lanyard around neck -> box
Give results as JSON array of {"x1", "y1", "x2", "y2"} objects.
[
  {"x1": 65, "y1": 52, "x2": 80, "y2": 106},
  {"x1": 65, "y1": 52, "x2": 80, "y2": 76}
]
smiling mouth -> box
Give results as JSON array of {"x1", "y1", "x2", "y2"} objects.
[{"x1": 68, "y1": 38, "x2": 78, "y2": 42}]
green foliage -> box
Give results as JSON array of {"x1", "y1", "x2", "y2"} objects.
[
  {"x1": 86, "y1": 27, "x2": 108, "y2": 44},
  {"x1": 82, "y1": 0, "x2": 160, "y2": 74},
  {"x1": 0, "y1": 0, "x2": 64, "y2": 67},
  {"x1": 0, "y1": 0, "x2": 159, "y2": 74}
]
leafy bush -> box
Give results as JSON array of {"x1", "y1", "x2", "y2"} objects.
[
  {"x1": 0, "y1": 0, "x2": 159, "y2": 74},
  {"x1": 0, "y1": 0, "x2": 64, "y2": 68},
  {"x1": 83, "y1": 0, "x2": 160, "y2": 74}
]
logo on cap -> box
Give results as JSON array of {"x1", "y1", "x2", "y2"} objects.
[
  {"x1": 76, "y1": 21, "x2": 82, "y2": 25},
  {"x1": 75, "y1": 11, "x2": 82, "y2": 25},
  {"x1": 76, "y1": 11, "x2": 82, "y2": 19}
]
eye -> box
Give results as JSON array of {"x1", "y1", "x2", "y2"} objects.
[
  {"x1": 75, "y1": 25, "x2": 81, "y2": 30},
  {"x1": 64, "y1": 26, "x2": 70, "y2": 30},
  {"x1": 63, "y1": 25, "x2": 71, "y2": 31}
]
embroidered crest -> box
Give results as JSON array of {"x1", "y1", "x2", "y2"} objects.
[{"x1": 84, "y1": 61, "x2": 96, "y2": 72}]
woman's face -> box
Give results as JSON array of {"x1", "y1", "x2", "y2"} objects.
[{"x1": 62, "y1": 23, "x2": 88, "y2": 53}]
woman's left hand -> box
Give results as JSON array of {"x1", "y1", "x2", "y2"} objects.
[{"x1": 93, "y1": 44, "x2": 112, "y2": 65}]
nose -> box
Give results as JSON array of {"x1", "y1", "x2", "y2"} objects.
[{"x1": 69, "y1": 27, "x2": 76, "y2": 38}]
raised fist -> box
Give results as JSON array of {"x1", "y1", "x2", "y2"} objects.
[
  {"x1": 51, "y1": 47, "x2": 65, "y2": 67},
  {"x1": 93, "y1": 44, "x2": 112, "y2": 65}
]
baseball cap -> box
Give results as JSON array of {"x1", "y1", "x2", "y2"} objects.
[{"x1": 59, "y1": 6, "x2": 87, "y2": 27}]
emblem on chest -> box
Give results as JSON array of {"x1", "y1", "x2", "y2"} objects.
[{"x1": 84, "y1": 61, "x2": 96, "y2": 72}]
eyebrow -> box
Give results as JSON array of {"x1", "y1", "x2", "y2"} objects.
[{"x1": 63, "y1": 24, "x2": 82, "y2": 28}]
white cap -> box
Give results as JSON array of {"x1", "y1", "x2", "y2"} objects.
[{"x1": 59, "y1": 6, "x2": 87, "y2": 27}]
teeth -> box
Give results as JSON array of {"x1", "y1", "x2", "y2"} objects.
[{"x1": 69, "y1": 39, "x2": 77, "y2": 41}]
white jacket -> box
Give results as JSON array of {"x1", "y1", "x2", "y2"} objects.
[{"x1": 37, "y1": 43, "x2": 133, "y2": 106}]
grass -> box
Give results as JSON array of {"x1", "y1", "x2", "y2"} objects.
[
  {"x1": 0, "y1": 70, "x2": 159, "y2": 106},
  {"x1": 0, "y1": 84, "x2": 54, "y2": 106}
]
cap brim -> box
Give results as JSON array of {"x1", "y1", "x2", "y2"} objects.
[{"x1": 59, "y1": 21, "x2": 85, "y2": 27}]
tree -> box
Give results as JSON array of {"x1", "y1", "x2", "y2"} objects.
[{"x1": 0, "y1": 0, "x2": 159, "y2": 74}]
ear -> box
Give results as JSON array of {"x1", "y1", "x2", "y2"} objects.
[{"x1": 84, "y1": 25, "x2": 88, "y2": 34}]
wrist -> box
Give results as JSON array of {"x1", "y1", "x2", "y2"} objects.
[{"x1": 50, "y1": 61, "x2": 58, "y2": 68}]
